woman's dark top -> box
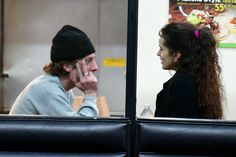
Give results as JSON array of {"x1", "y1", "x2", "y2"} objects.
[{"x1": 155, "y1": 70, "x2": 203, "y2": 118}]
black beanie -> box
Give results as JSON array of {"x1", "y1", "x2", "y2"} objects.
[{"x1": 51, "y1": 25, "x2": 95, "y2": 62}]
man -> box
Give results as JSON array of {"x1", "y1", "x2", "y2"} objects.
[{"x1": 9, "y1": 25, "x2": 99, "y2": 117}]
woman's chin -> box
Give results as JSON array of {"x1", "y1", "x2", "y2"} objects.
[
  {"x1": 162, "y1": 66, "x2": 170, "y2": 70},
  {"x1": 162, "y1": 66, "x2": 167, "y2": 70}
]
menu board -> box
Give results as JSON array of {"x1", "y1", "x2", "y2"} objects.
[{"x1": 169, "y1": 0, "x2": 236, "y2": 48}]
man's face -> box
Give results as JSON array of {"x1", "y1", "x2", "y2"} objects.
[
  {"x1": 80, "y1": 53, "x2": 98, "y2": 73},
  {"x1": 66, "y1": 53, "x2": 98, "y2": 90},
  {"x1": 68, "y1": 53, "x2": 98, "y2": 77}
]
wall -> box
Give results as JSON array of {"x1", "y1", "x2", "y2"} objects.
[
  {"x1": 97, "y1": 0, "x2": 127, "y2": 115},
  {"x1": 3, "y1": 0, "x2": 127, "y2": 116},
  {"x1": 137, "y1": 0, "x2": 236, "y2": 120}
]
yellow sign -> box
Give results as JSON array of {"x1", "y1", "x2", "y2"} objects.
[{"x1": 103, "y1": 58, "x2": 126, "y2": 67}]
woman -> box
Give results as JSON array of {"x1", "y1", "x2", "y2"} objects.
[{"x1": 155, "y1": 22, "x2": 224, "y2": 119}]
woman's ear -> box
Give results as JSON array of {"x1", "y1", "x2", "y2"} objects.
[
  {"x1": 174, "y1": 52, "x2": 182, "y2": 63},
  {"x1": 63, "y1": 64, "x2": 73, "y2": 72}
]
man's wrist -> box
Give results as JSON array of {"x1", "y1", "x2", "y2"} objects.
[{"x1": 84, "y1": 91, "x2": 97, "y2": 97}]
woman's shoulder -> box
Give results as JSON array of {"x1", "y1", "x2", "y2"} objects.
[
  {"x1": 172, "y1": 70, "x2": 194, "y2": 82},
  {"x1": 167, "y1": 70, "x2": 198, "y2": 96},
  {"x1": 170, "y1": 70, "x2": 196, "y2": 89}
]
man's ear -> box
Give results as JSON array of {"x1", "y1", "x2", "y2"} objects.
[
  {"x1": 63, "y1": 64, "x2": 73, "y2": 72},
  {"x1": 174, "y1": 52, "x2": 182, "y2": 63}
]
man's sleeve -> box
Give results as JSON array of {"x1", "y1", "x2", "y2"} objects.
[{"x1": 77, "y1": 96, "x2": 99, "y2": 117}]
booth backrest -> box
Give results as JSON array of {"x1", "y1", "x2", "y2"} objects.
[
  {"x1": 0, "y1": 116, "x2": 130, "y2": 157},
  {"x1": 136, "y1": 118, "x2": 236, "y2": 157},
  {"x1": 2, "y1": 116, "x2": 236, "y2": 157}
]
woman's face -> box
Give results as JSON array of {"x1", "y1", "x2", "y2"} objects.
[
  {"x1": 157, "y1": 37, "x2": 181, "y2": 70},
  {"x1": 157, "y1": 37, "x2": 175, "y2": 70}
]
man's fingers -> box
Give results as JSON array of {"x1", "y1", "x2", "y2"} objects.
[
  {"x1": 70, "y1": 69, "x2": 78, "y2": 82},
  {"x1": 75, "y1": 62, "x2": 83, "y2": 77},
  {"x1": 79, "y1": 60, "x2": 88, "y2": 76}
]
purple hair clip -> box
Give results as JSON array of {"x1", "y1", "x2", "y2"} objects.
[{"x1": 194, "y1": 30, "x2": 200, "y2": 39}]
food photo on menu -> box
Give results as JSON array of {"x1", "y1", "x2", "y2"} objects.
[{"x1": 169, "y1": 0, "x2": 236, "y2": 48}]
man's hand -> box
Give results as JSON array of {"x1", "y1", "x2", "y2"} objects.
[{"x1": 70, "y1": 60, "x2": 97, "y2": 96}]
